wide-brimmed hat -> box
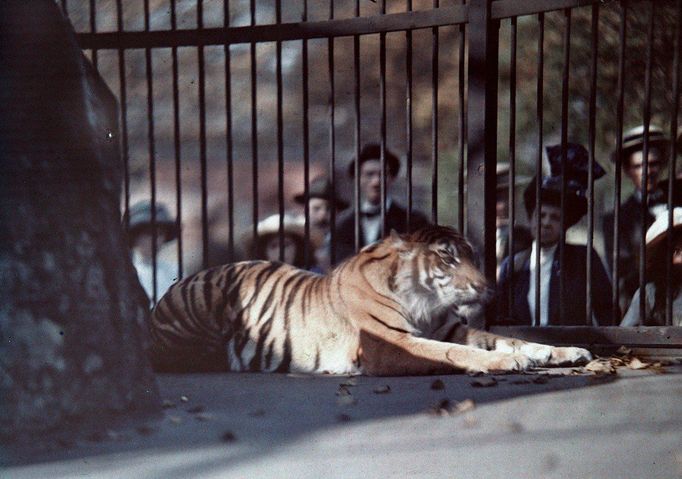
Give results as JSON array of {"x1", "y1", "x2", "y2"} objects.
[
  {"x1": 293, "y1": 176, "x2": 349, "y2": 210},
  {"x1": 346, "y1": 143, "x2": 401, "y2": 178},
  {"x1": 611, "y1": 124, "x2": 670, "y2": 165},
  {"x1": 244, "y1": 213, "x2": 324, "y2": 257},
  {"x1": 127, "y1": 200, "x2": 179, "y2": 242},
  {"x1": 524, "y1": 143, "x2": 606, "y2": 228}
]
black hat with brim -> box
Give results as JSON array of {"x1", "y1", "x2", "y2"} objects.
[
  {"x1": 293, "y1": 176, "x2": 349, "y2": 210},
  {"x1": 347, "y1": 143, "x2": 401, "y2": 178}
]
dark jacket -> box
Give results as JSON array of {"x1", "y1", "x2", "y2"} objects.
[
  {"x1": 496, "y1": 243, "x2": 614, "y2": 326},
  {"x1": 332, "y1": 201, "x2": 429, "y2": 264},
  {"x1": 603, "y1": 192, "x2": 661, "y2": 313}
]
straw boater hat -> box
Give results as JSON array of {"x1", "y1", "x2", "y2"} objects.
[
  {"x1": 346, "y1": 143, "x2": 401, "y2": 178},
  {"x1": 293, "y1": 176, "x2": 349, "y2": 210},
  {"x1": 127, "y1": 200, "x2": 179, "y2": 242},
  {"x1": 245, "y1": 213, "x2": 324, "y2": 258},
  {"x1": 645, "y1": 208, "x2": 682, "y2": 264},
  {"x1": 523, "y1": 143, "x2": 606, "y2": 228},
  {"x1": 611, "y1": 124, "x2": 670, "y2": 165},
  {"x1": 496, "y1": 162, "x2": 531, "y2": 192}
]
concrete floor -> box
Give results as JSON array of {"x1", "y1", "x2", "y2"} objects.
[{"x1": 3, "y1": 365, "x2": 682, "y2": 478}]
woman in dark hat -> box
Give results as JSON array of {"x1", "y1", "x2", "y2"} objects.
[{"x1": 497, "y1": 143, "x2": 614, "y2": 326}]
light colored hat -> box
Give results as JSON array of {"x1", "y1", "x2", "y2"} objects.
[
  {"x1": 612, "y1": 124, "x2": 670, "y2": 164},
  {"x1": 255, "y1": 213, "x2": 306, "y2": 239},
  {"x1": 646, "y1": 207, "x2": 682, "y2": 248}
]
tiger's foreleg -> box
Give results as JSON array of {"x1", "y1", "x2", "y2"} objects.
[
  {"x1": 463, "y1": 327, "x2": 592, "y2": 367},
  {"x1": 358, "y1": 329, "x2": 534, "y2": 376}
]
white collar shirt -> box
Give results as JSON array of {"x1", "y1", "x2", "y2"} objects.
[{"x1": 527, "y1": 241, "x2": 557, "y2": 327}]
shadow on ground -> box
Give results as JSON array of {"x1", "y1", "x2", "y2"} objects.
[{"x1": 2, "y1": 367, "x2": 626, "y2": 472}]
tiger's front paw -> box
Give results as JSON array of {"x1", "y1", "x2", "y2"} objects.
[
  {"x1": 547, "y1": 346, "x2": 592, "y2": 366},
  {"x1": 463, "y1": 352, "x2": 534, "y2": 375}
]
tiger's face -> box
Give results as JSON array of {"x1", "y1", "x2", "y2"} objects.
[{"x1": 385, "y1": 226, "x2": 491, "y2": 329}]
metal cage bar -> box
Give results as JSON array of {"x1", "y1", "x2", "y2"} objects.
[
  {"x1": 533, "y1": 12, "x2": 544, "y2": 327},
  {"x1": 171, "y1": 0, "x2": 184, "y2": 279},
  {"x1": 586, "y1": 3, "x2": 599, "y2": 325}
]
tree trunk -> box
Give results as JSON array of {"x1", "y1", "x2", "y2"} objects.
[{"x1": 0, "y1": 0, "x2": 159, "y2": 444}]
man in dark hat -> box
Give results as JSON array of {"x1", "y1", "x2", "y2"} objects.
[
  {"x1": 333, "y1": 143, "x2": 429, "y2": 264},
  {"x1": 603, "y1": 125, "x2": 671, "y2": 314},
  {"x1": 126, "y1": 200, "x2": 180, "y2": 305},
  {"x1": 497, "y1": 143, "x2": 614, "y2": 326},
  {"x1": 293, "y1": 176, "x2": 349, "y2": 272}
]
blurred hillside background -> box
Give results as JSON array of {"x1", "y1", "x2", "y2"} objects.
[{"x1": 65, "y1": 0, "x2": 680, "y2": 275}]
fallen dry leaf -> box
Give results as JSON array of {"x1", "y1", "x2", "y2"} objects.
[
  {"x1": 585, "y1": 358, "x2": 617, "y2": 375},
  {"x1": 194, "y1": 413, "x2": 212, "y2": 421},
  {"x1": 627, "y1": 357, "x2": 650, "y2": 370},
  {"x1": 373, "y1": 385, "x2": 391, "y2": 394},
  {"x1": 336, "y1": 385, "x2": 352, "y2": 396},
  {"x1": 180, "y1": 395, "x2": 189, "y2": 403},
  {"x1": 471, "y1": 377, "x2": 498, "y2": 388},
  {"x1": 615, "y1": 345, "x2": 633, "y2": 357},
  {"x1": 161, "y1": 399, "x2": 176, "y2": 409},
  {"x1": 431, "y1": 379, "x2": 445, "y2": 390},
  {"x1": 340, "y1": 378, "x2": 358, "y2": 387}
]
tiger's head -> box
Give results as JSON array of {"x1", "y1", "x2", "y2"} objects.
[{"x1": 366, "y1": 225, "x2": 491, "y2": 331}]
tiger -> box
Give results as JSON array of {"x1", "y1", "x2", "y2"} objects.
[{"x1": 148, "y1": 225, "x2": 592, "y2": 375}]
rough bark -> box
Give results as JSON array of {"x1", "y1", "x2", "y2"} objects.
[{"x1": 0, "y1": 0, "x2": 159, "y2": 444}]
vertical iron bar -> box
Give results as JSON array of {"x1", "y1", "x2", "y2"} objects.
[
  {"x1": 467, "y1": 0, "x2": 499, "y2": 328},
  {"x1": 667, "y1": 0, "x2": 682, "y2": 325},
  {"x1": 639, "y1": 2, "x2": 655, "y2": 324},
  {"x1": 406, "y1": 0, "x2": 414, "y2": 231},
  {"x1": 612, "y1": 2, "x2": 627, "y2": 325},
  {"x1": 143, "y1": 0, "x2": 158, "y2": 303},
  {"x1": 224, "y1": 0, "x2": 234, "y2": 263},
  {"x1": 276, "y1": 0, "x2": 284, "y2": 261},
  {"x1": 380, "y1": 0, "x2": 387, "y2": 238},
  {"x1": 328, "y1": 2, "x2": 337, "y2": 265},
  {"x1": 171, "y1": 0, "x2": 184, "y2": 279},
  {"x1": 353, "y1": 0, "x2": 361, "y2": 254},
  {"x1": 302, "y1": 1, "x2": 311, "y2": 269},
  {"x1": 586, "y1": 3, "x2": 599, "y2": 325},
  {"x1": 198, "y1": 0, "x2": 209, "y2": 269},
  {"x1": 61, "y1": 0, "x2": 68, "y2": 16},
  {"x1": 431, "y1": 0, "x2": 440, "y2": 224},
  {"x1": 534, "y1": 12, "x2": 544, "y2": 327},
  {"x1": 508, "y1": 16, "x2": 518, "y2": 321},
  {"x1": 559, "y1": 8, "x2": 571, "y2": 326},
  {"x1": 116, "y1": 0, "x2": 131, "y2": 231},
  {"x1": 458, "y1": 21, "x2": 466, "y2": 234},
  {"x1": 250, "y1": 0, "x2": 259, "y2": 251},
  {"x1": 89, "y1": 0, "x2": 98, "y2": 69}
]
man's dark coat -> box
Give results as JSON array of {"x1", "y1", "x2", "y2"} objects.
[{"x1": 496, "y1": 243, "x2": 614, "y2": 326}]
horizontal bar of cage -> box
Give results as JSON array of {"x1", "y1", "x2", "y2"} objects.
[
  {"x1": 491, "y1": 0, "x2": 601, "y2": 20},
  {"x1": 76, "y1": 6, "x2": 468, "y2": 50},
  {"x1": 489, "y1": 326, "x2": 682, "y2": 349}
]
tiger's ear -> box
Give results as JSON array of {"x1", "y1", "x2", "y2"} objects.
[{"x1": 389, "y1": 229, "x2": 402, "y2": 243}]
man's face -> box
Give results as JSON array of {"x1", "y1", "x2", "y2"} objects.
[
  {"x1": 360, "y1": 159, "x2": 394, "y2": 205},
  {"x1": 531, "y1": 204, "x2": 562, "y2": 247},
  {"x1": 133, "y1": 229, "x2": 169, "y2": 259},
  {"x1": 308, "y1": 197, "x2": 330, "y2": 229},
  {"x1": 265, "y1": 234, "x2": 297, "y2": 265},
  {"x1": 624, "y1": 148, "x2": 664, "y2": 193}
]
